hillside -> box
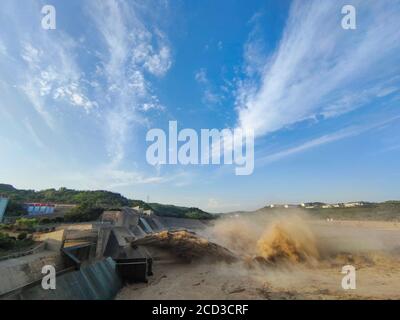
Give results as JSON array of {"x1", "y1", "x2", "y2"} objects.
[
  {"x1": 254, "y1": 202, "x2": 400, "y2": 221},
  {"x1": 148, "y1": 203, "x2": 213, "y2": 220},
  {"x1": 0, "y1": 184, "x2": 213, "y2": 220},
  {"x1": 304, "y1": 202, "x2": 400, "y2": 221}
]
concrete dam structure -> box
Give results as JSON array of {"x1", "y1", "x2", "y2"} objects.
[
  {"x1": 0, "y1": 207, "x2": 207, "y2": 300},
  {"x1": 3, "y1": 258, "x2": 121, "y2": 300}
]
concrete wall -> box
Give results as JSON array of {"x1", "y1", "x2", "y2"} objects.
[
  {"x1": 5, "y1": 258, "x2": 122, "y2": 300},
  {"x1": 0, "y1": 251, "x2": 63, "y2": 295},
  {"x1": 34, "y1": 229, "x2": 65, "y2": 251}
]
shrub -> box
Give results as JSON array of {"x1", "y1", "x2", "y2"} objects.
[
  {"x1": 0, "y1": 232, "x2": 16, "y2": 250},
  {"x1": 40, "y1": 218, "x2": 51, "y2": 225},
  {"x1": 64, "y1": 202, "x2": 103, "y2": 222},
  {"x1": 15, "y1": 218, "x2": 38, "y2": 230},
  {"x1": 54, "y1": 217, "x2": 64, "y2": 223},
  {"x1": 17, "y1": 232, "x2": 28, "y2": 240}
]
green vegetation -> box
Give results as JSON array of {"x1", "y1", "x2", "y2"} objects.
[
  {"x1": 306, "y1": 204, "x2": 400, "y2": 221},
  {"x1": 0, "y1": 183, "x2": 214, "y2": 221},
  {"x1": 17, "y1": 232, "x2": 28, "y2": 240},
  {"x1": 0, "y1": 224, "x2": 8, "y2": 230},
  {"x1": 257, "y1": 201, "x2": 400, "y2": 221},
  {"x1": 1, "y1": 184, "x2": 130, "y2": 218},
  {"x1": 3, "y1": 200, "x2": 25, "y2": 216},
  {"x1": 0, "y1": 184, "x2": 16, "y2": 192},
  {"x1": 148, "y1": 203, "x2": 214, "y2": 219},
  {"x1": 130, "y1": 199, "x2": 153, "y2": 211},
  {"x1": 39, "y1": 217, "x2": 64, "y2": 225},
  {"x1": 15, "y1": 218, "x2": 38, "y2": 231},
  {"x1": 0, "y1": 232, "x2": 15, "y2": 250},
  {"x1": 0, "y1": 184, "x2": 129, "y2": 214},
  {"x1": 64, "y1": 203, "x2": 104, "y2": 222},
  {"x1": 0, "y1": 231, "x2": 34, "y2": 253}
]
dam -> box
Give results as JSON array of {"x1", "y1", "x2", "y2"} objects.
[{"x1": 0, "y1": 207, "x2": 208, "y2": 300}]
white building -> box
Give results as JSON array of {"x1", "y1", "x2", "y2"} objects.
[{"x1": 344, "y1": 202, "x2": 364, "y2": 208}]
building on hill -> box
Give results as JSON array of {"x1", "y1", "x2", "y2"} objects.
[
  {"x1": 1, "y1": 203, "x2": 77, "y2": 224},
  {"x1": 133, "y1": 206, "x2": 144, "y2": 213},
  {"x1": 143, "y1": 209, "x2": 154, "y2": 216},
  {"x1": 284, "y1": 204, "x2": 299, "y2": 209},
  {"x1": 302, "y1": 202, "x2": 327, "y2": 209},
  {"x1": 267, "y1": 204, "x2": 300, "y2": 209},
  {"x1": 344, "y1": 202, "x2": 365, "y2": 208},
  {"x1": 24, "y1": 203, "x2": 55, "y2": 216},
  {"x1": 24, "y1": 203, "x2": 76, "y2": 216},
  {"x1": 132, "y1": 206, "x2": 154, "y2": 216}
]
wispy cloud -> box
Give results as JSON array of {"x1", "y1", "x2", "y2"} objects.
[
  {"x1": 23, "y1": 118, "x2": 46, "y2": 149},
  {"x1": 20, "y1": 39, "x2": 96, "y2": 130},
  {"x1": 259, "y1": 115, "x2": 400, "y2": 165},
  {"x1": 87, "y1": 0, "x2": 172, "y2": 165},
  {"x1": 0, "y1": 1, "x2": 95, "y2": 130},
  {"x1": 195, "y1": 68, "x2": 224, "y2": 105},
  {"x1": 236, "y1": 0, "x2": 400, "y2": 137},
  {"x1": 380, "y1": 143, "x2": 400, "y2": 153},
  {"x1": 61, "y1": 165, "x2": 193, "y2": 190},
  {"x1": 0, "y1": 0, "x2": 172, "y2": 165}
]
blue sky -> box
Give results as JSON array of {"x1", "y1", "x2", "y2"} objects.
[{"x1": 0, "y1": 0, "x2": 400, "y2": 212}]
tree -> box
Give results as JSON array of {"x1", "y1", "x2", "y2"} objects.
[
  {"x1": 5, "y1": 200, "x2": 26, "y2": 216},
  {"x1": 64, "y1": 202, "x2": 103, "y2": 222},
  {"x1": 15, "y1": 218, "x2": 38, "y2": 230}
]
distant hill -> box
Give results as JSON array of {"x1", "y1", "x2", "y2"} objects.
[
  {"x1": 254, "y1": 201, "x2": 400, "y2": 221},
  {"x1": 0, "y1": 184, "x2": 16, "y2": 192},
  {"x1": 0, "y1": 184, "x2": 214, "y2": 220},
  {"x1": 148, "y1": 203, "x2": 213, "y2": 219}
]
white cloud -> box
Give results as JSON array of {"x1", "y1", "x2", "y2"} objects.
[
  {"x1": 236, "y1": 1, "x2": 400, "y2": 138},
  {"x1": 91, "y1": 166, "x2": 167, "y2": 189},
  {"x1": 259, "y1": 129, "x2": 357, "y2": 165},
  {"x1": 242, "y1": 12, "x2": 268, "y2": 78},
  {"x1": 1, "y1": 0, "x2": 172, "y2": 166},
  {"x1": 0, "y1": 0, "x2": 173, "y2": 191},
  {"x1": 203, "y1": 90, "x2": 221, "y2": 105},
  {"x1": 60, "y1": 165, "x2": 193, "y2": 190},
  {"x1": 87, "y1": 0, "x2": 172, "y2": 165},
  {"x1": 23, "y1": 118, "x2": 46, "y2": 149},
  {"x1": 21, "y1": 80, "x2": 56, "y2": 130},
  {"x1": 143, "y1": 46, "x2": 172, "y2": 76},
  {"x1": 195, "y1": 68, "x2": 224, "y2": 105},
  {"x1": 195, "y1": 68, "x2": 208, "y2": 84},
  {"x1": 259, "y1": 115, "x2": 400, "y2": 165},
  {"x1": 19, "y1": 38, "x2": 96, "y2": 119}
]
